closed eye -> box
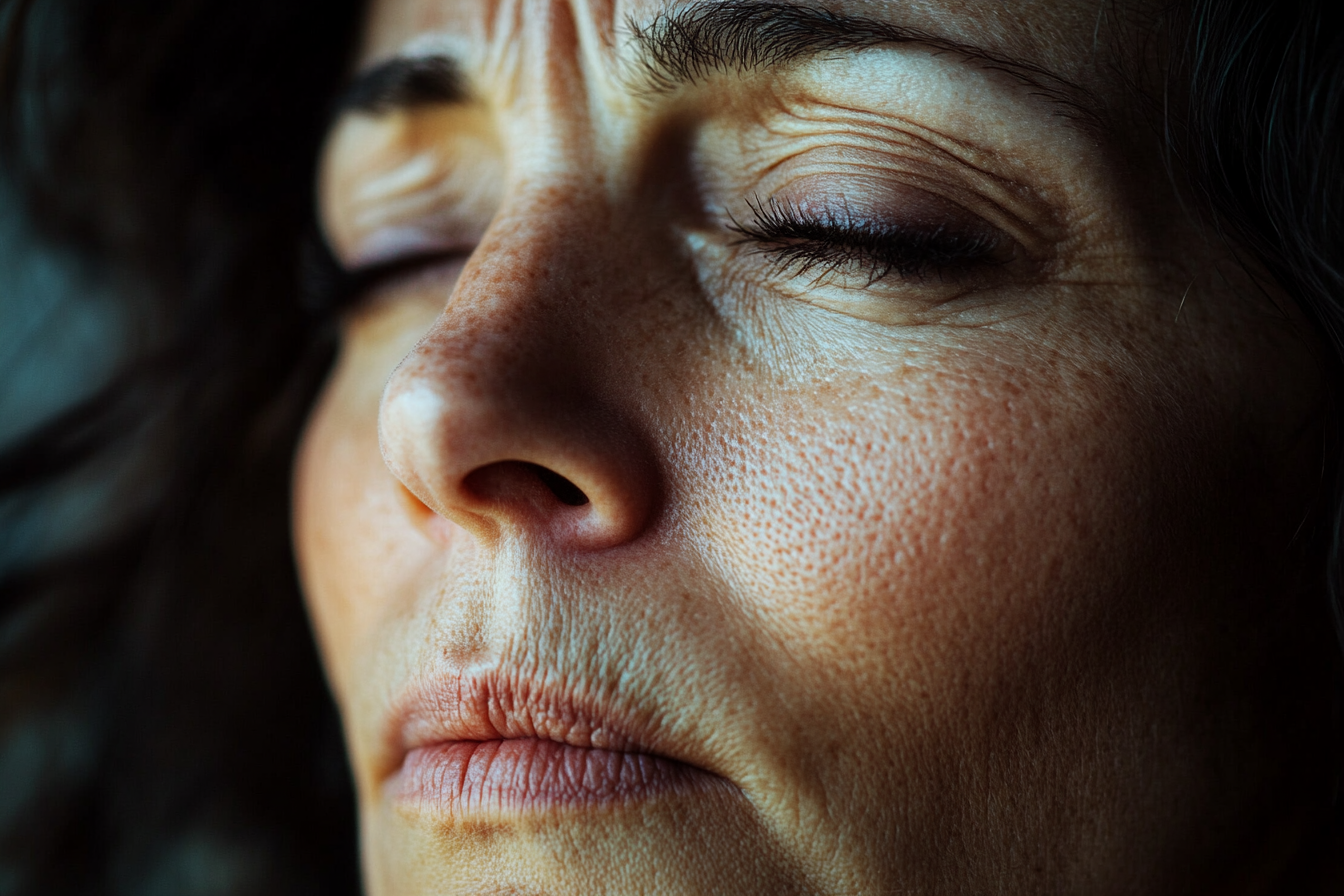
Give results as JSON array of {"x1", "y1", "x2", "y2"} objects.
[
  {"x1": 727, "y1": 194, "x2": 1007, "y2": 288},
  {"x1": 301, "y1": 233, "x2": 467, "y2": 318}
]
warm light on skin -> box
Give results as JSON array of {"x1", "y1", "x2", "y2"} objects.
[{"x1": 293, "y1": 0, "x2": 1340, "y2": 892}]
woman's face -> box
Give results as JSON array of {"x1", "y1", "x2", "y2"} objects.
[{"x1": 294, "y1": 0, "x2": 1338, "y2": 891}]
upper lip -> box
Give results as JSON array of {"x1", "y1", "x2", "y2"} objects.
[{"x1": 379, "y1": 667, "x2": 681, "y2": 781}]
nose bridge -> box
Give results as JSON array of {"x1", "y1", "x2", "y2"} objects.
[
  {"x1": 491, "y1": 0, "x2": 604, "y2": 151},
  {"x1": 378, "y1": 189, "x2": 658, "y2": 551},
  {"x1": 415, "y1": 189, "x2": 612, "y2": 401}
]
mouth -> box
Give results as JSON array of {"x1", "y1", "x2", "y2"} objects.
[{"x1": 383, "y1": 669, "x2": 725, "y2": 817}]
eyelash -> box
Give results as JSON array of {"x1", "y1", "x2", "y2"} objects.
[
  {"x1": 300, "y1": 233, "x2": 462, "y2": 319},
  {"x1": 727, "y1": 195, "x2": 1004, "y2": 287},
  {"x1": 304, "y1": 193, "x2": 1005, "y2": 317}
]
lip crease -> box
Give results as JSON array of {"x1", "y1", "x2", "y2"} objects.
[{"x1": 383, "y1": 670, "x2": 723, "y2": 817}]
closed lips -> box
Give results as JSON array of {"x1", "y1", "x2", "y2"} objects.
[{"x1": 383, "y1": 671, "x2": 726, "y2": 817}]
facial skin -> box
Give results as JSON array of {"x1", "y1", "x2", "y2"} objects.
[{"x1": 294, "y1": 0, "x2": 1342, "y2": 892}]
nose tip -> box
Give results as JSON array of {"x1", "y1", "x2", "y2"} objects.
[{"x1": 378, "y1": 371, "x2": 656, "y2": 552}]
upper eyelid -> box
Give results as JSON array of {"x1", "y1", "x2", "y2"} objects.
[
  {"x1": 321, "y1": 100, "x2": 506, "y2": 268},
  {"x1": 320, "y1": 48, "x2": 1069, "y2": 270}
]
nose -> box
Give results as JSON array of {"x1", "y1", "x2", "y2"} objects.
[{"x1": 377, "y1": 203, "x2": 660, "y2": 552}]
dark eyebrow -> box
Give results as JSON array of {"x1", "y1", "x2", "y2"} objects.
[
  {"x1": 335, "y1": 55, "x2": 467, "y2": 115},
  {"x1": 627, "y1": 0, "x2": 1101, "y2": 129}
]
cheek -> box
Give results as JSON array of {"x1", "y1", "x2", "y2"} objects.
[
  {"x1": 293, "y1": 384, "x2": 397, "y2": 702},
  {"x1": 684, "y1": 331, "x2": 1273, "y2": 853},
  {"x1": 292, "y1": 327, "x2": 444, "y2": 704},
  {"x1": 703, "y1": 350, "x2": 1162, "y2": 646}
]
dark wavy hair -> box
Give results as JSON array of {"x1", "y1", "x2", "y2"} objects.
[
  {"x1": 0, "y1": 0, "x2": 363, "y2": 892},
  {"x1": 0, "y1": 0, "x2": 1340, "y2": 893}
]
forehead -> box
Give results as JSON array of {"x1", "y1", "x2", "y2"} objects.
[{"x1": 357, "y1": 0, "x2": 1140, "y2": 102}]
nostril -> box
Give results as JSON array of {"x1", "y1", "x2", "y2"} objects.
[
  {"x1": 461, "y1": 460, "x2": 591, "y2": 509},
  {"x1": 526, "y1": 463, "x2": 589, "y2": 506}
]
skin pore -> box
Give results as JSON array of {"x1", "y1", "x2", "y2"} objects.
[{"x1": 293, "y1": 0, "x2": 1341, "y2": 892}]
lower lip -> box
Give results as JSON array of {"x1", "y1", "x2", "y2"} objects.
[{"x1": 393, "y1": 739, "x2": 717, "y2": 816}]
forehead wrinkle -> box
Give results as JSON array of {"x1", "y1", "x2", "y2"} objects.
[
  {"x1": 568, "y1": 0, "x2": 635, "y2": 161},
  {"x1": 474, "y1": 0, "x2": 621, "y2": 112},
  {"x1": 480, "y1": 0, "x2": 526, "y2": 104}
]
